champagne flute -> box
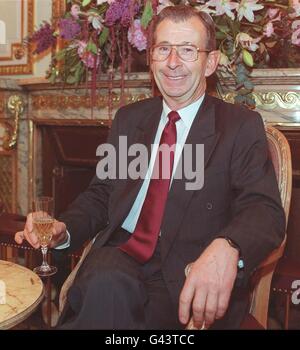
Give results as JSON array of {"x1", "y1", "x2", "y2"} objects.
[{"x1": 32, "y1": 196, "x2": 57, "y2": 277}]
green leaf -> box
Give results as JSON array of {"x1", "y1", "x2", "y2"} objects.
[
  {"x1": 55, "y1": 49, "x2": 66, "y2": 61},
  {"x1": 99, "y1": 27, "x2": 109, "y2": 47},
  {"x1": 82, "y1": 0, "x2": 92, "y2": 6},
  {"x1": 87, "y1": 41, "x2": 98, "y2": 54},
  {"x1": 66, "y1": 75, "x2": 78, "y2": 84},
  {"x1": 234, "y1": 94, "x2": 245, "y2": 105},
  {"x1": 215, "y1": 24, "x2": 230, "y2": 33},
  {"x1": 141, "y1": 0, "x2": 153, "y2": 29},
  {"x1": 74, "y1": 63, "x2": 84, "y2": 84},
  {"x1": 216, "y1": 32, "x2": 227, "y2": 40},
  {"x1": 244, "y1": 80, "x2": 254, "y2": 90},
  {"x1": 70, "y1": 61, "x2": 82, "y2": 72},
  {"x1": 236, "y1": 72, "x2": 247, "y2": 84},
  {"x1": 48, "y1": 69, "x2": 57, "y2": 84},
  {"x1": 242, "y1": 49, "x2": 254, "y2": 67},
  {"x1": 246, "y1": 96, "x2": 256, "y2": 108}
]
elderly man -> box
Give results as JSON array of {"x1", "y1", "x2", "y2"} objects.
[{"x1": 15, "y1": 5, "x2": 285, "y2": 329}]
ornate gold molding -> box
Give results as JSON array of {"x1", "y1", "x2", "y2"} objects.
[
  {"x1": 31, "y1": 93, "x2": 152, "y2": 110},
  {"x1": 254, "y1": 92, "x2": 300, "y2": 110},
  {"x1": 0, "y1": 0, "x2": 34, "y2": 75},
  {"x1": 52, "y1": 0, "x2": 66, "y2": 24},
  {"x1": 3, "y1": 95, "x2": 25, "y2": 150},
  {"x1": 220, "y1": 91, "x2": 300, "y2": 110},
  {"x1": 52, "y1": 0, "x2": 67, "y2": 56}
]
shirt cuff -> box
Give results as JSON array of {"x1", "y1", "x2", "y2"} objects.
[{"x1": 54, "y1": 230, "x2": 71, "y2": 250}]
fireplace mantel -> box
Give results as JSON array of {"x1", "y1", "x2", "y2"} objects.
[
  {"x1": 1, "y1": 69, "x2": 300, "y2": 215},
  {"x1": 0, "y1": 73, "x2": 154, "y2": 215}
]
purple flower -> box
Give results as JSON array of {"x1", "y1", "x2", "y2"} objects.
[
  {"x1": 30, "y1": 22, "x2": 56, "y2": 54},
  {"x1": 105, "y1": 0, "x2": 139, "y2": 27},
  {"x1": 128, "y1": 19, "x2": 147, "y2": 51},
  {"x1": 59, "y1": 18, "x2": 81, "y2": 40}
]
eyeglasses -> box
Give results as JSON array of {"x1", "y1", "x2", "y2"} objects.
[{"x1": 151, "y1": 44, "x2": 210, "y2": 62}]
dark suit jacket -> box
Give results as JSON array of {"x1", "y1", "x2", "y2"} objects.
[{"x1": 60, "y1": 94, "x2": 285, "y2": 328}]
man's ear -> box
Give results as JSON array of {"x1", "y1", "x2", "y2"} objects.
[{"x1": 205, "y1": 50, "x2": 221, "y2": 77}]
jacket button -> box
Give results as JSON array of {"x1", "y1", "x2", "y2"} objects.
[{"x1": 206, "y1": 202, "x2": 213, "y2": 210}]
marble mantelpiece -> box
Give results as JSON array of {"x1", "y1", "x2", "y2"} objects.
[
  {"x1": 15, "y1": 73, "x2": 153, "y2": 215},
  {"x1": 218, "y1": 68, "x2": 300, "y2": 124}
]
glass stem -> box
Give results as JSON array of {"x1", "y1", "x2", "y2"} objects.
[{"x1": 41, "y1": 246, "x2": 49, "y2": 269}]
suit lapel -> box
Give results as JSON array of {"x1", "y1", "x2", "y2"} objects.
[{"x1": 160, "y1": 94, "x2": 221, "y2": 262}]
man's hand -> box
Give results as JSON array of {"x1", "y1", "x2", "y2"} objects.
[
  {"x1": 179, "y1": 238, "x2": 239, "y2": 329},
  {"x1": 14, "y1": 213, "x2": 68, "y2": 249}
]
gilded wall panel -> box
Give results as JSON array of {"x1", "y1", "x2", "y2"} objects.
[{"x1": 0, "y1": 0, "x2": 34, "y2": 75}]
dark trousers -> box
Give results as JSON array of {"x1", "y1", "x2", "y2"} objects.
[{"x1": 57, "y1": 228, "x2": 182, "y2": 330}]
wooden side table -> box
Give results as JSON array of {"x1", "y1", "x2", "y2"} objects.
[{"x1": 0, "y1": 260, "x2": 44, "y2": 329}]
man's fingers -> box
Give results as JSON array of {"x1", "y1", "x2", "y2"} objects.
[
  {"x1": 22, "y1": 213, "x2": 39, "y2": 248},
  {"x1": 179, "y1": 281, "x2": 195, "y2": 325},
  {"x1": 203, "y1": 289, "x2": 218, "y2": 328},
  {"x1": 15, "y1": 231, "x2": 24, "y2": 244},
  {"x1": 23, "y1": 226, "x2": 40, "y2": 249},
  {"x1": 215, "y1": 290, "x2": 230, "y2": 320},
  {"x1": 25, "y1": 213, "x2": 33, "y2": 233},
  {"x1": 191, "y1": 289, "x2": 207, "y2": 329},
  {"x1": 14, "y1": 228, "x2": 39, "y2": 249},
  {"x1": 47, "y1": 221, "x2": 67, "y2": 248}
]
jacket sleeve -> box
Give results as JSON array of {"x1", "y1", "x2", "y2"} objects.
[
  {"x1": 58, "y1": 109, "x2": 122, "y2": 252},
  {"x1": 218, "y1": 113, "x2": 286, "y2": 281}
]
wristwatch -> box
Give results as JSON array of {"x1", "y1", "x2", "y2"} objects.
[{"x1": 218, "y1": 236, "x2": 244, "y2": 270}]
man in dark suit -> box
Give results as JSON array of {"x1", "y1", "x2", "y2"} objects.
[{"x1": 15, "y1": 5, "x2": 285, "y2": 329}]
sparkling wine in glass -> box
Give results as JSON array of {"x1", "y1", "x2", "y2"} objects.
[{"x1": 32, "y1": 197, "x2": 57, "y2": 277}]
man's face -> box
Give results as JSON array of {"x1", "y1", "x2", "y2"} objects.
[{"x1": 151, "y1": 17, "x2": 219, "y2": 110}]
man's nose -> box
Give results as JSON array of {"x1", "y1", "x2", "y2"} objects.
[{"x1": 166, "y1": 47, "x2": 182, "y2": 68}]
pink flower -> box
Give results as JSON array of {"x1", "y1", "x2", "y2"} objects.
[
  {"x1": 267, "y1": 8, "x2": 279, "y2": 20},
  {"x1": 291, "y1": 0, "x2": 300, "y2": 18},
  {"x1": 206, "y1": 0, "x2": 239, "y2": 20},
  {"x1": 127, "y1": 19, "x2": 147, "y2": 51},
  {"x1": 71, "y1": 4, "x2": 81, "y2": 19},
  {"x1": 292, "y1": 20, "x2": 300, "y2": 45},
  {"x1": 264, "y1": 22, "x2": 274, "y2": 38},
  {"x1": 238, "y1": 0, "x2": 264, "y2": 23},
  {"x1": 77, "y1": 41, "x2": 100, "y2": 69},
  {"x1": 235, "y1": 32, "x2": 261, "y2": 52}
]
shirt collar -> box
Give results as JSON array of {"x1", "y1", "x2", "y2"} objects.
[{"x1": 162, "y1": 94, "x2": 205, "y2": 128}]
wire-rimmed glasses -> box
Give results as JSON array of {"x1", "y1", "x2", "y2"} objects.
[{"x1": 151, "y1": 44, "x2": 210, "y2": 62}]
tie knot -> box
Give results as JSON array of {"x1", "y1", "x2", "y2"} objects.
[{"x1": 168, "y1": 111, "x2": 181, "y2": 124}]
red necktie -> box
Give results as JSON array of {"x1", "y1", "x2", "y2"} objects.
[{"x1": 119, "y1": 111, "x2": 181, "y2": 263}]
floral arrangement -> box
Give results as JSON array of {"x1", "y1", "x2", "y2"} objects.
[{"x1": 28, "y1": 0, "x2": 300, "y2": 107}]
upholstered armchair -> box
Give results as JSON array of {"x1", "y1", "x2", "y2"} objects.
[{"x1": 0, "y1": 204, "x2": 29, "y2": 262}]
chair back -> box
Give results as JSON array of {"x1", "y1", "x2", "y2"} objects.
[{"x1": 249, "y1": 124, "x2": 292, "y2": 328}]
